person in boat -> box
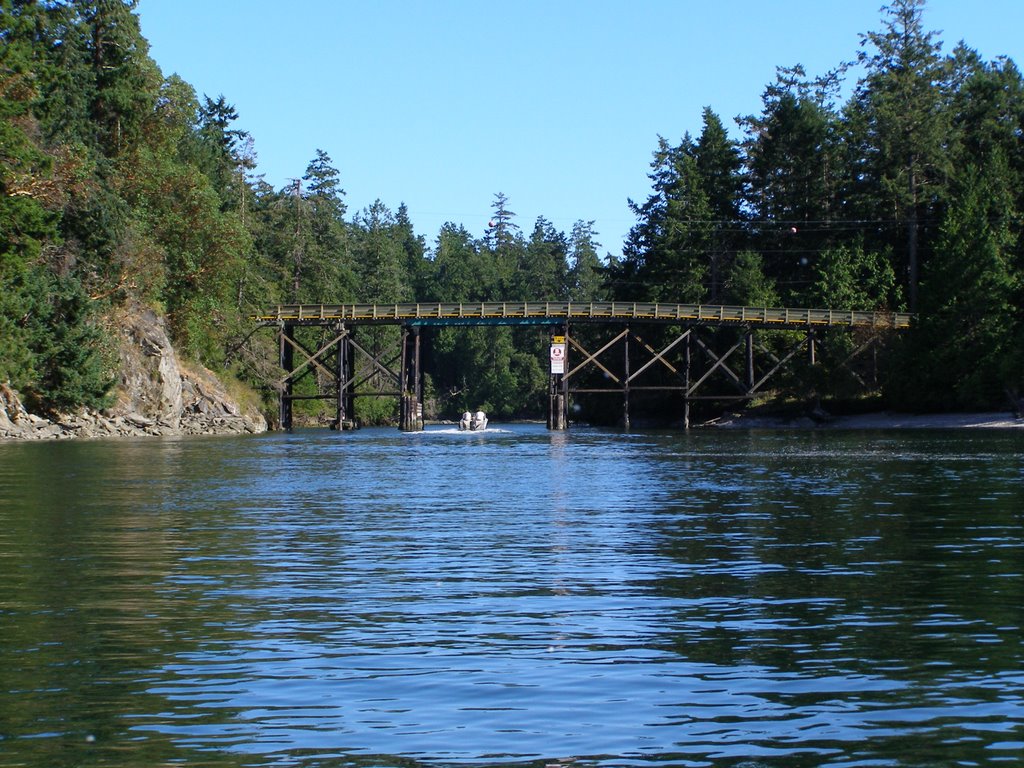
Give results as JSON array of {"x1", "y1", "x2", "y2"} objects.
[{"x1": 459, "y1": 410, "x2": 487, "y2": 430}]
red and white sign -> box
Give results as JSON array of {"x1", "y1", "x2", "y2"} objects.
[{"x1": 550, "y1": 343, "x2": 566, "y2": 374}]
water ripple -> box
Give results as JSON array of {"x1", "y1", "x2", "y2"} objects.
[{"x1": 1, "y1": 426, "x2": 1022, "y2": 766}]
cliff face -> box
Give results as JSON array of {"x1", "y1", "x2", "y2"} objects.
[{"x1": 0, "y1": 306, "x2": 267, "y2": 441}]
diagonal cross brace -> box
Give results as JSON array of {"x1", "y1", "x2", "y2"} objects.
[
  {"x1": 567, "y1": 329, "x2": 628, "y2": 383},
  {"x1": 747, "y1": 333, "x2": 808, "y2": 393},
  {"x1": 627, "y1": 329, "x2": 690, "y2": 385},
  {"x1": 689, "y1": 335, "x2": 747, "y2": 395},
  {"x1": 346, "y1": 335, "x2": 402, "y2": 389},
  {"x1": 278, "y1": 329, "x2": 347, "y2": 389}
]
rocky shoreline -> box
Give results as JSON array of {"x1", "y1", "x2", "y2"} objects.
[{"x1": 0, "y1": 306, "x2": 266, "y2": 442}]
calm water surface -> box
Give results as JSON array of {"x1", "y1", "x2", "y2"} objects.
[{"x1": 1, "y1": 424, "x2": 1022, "y2": 767}]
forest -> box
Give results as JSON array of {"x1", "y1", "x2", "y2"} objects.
[{"x1": 1, "y1": 0, "x2": 1022, "y2": 426}]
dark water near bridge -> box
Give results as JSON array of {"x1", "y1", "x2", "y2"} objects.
[{"x1": 1, "y1": 424, "x2": 1022, "y2": 767}]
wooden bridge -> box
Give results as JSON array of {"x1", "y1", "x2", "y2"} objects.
[{"x1": 252, "y1": 301, "x2": 914, "y2": 431}]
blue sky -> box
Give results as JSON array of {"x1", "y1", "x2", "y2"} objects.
[{"x1": 137, "y1": 1, "x2": 1024, "y2": 255}]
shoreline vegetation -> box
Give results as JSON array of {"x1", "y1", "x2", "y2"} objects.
[{"x1": 2, "y1": 0, "x2": 1023, "y2": 432}]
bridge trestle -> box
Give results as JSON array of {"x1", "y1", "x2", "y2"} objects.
[{"x1": 262, "y1": 303, "x2": 907, "y2": 432}]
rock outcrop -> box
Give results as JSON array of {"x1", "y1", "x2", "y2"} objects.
[{"x1": 0, "y1": 305, "x2": 267, "y2": 441}]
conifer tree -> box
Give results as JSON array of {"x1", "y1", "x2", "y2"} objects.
[
  {"x1": 519, "y1": 217, "x2": 568, "y2": 299},
  {"x1": 694, "y1": 108, "x2": 743, "y2": 301},
  {"x1": 351, "y1": 200, "x2": 409, "y2": 303},
  {"x1": 851, "y1": 0, "x2": 950, "y2": 310},
  {"x1": 484, "y1": 192, "x2": 525, "y2": 297},
  {"x1": 567, "y1": 220, "x2": 606, "y2": 300},
  {"x1": 617, "y1": 136, "x2": 711, "y2": 302},
  {"x1": 897, "y1": 155, "x2": 1021, "y2": 409}
]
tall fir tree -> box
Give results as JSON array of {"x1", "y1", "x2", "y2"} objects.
[
  {"x1": 693, "y1": 107, "x2": 743, "y2": 301},
  {"x1": 850, "y1": 0, "x2": 950, "y2": 311},
  {"x1": 616, "y1": 136, "x2": 711, "y2": 302},
  {"x1": 896, "y1": 155, "x2": 1021, "y2": 409},
  {"x1": 567, "y1": 220, "x2": 606, "y2": 300}
]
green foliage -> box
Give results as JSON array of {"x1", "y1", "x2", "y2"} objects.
[
  {"x1": 427, "y1": 223, "x2": 491, "y2": 301},
  {"x1": 567, "y1": 220, "x2": 606, "y2": 300},
  {"x1": 850, "y1": 0, "x2": 951, "y2": 311},
  {"x1": 807, "y1": 244, "x2": 901, "y2": 311},
  {"x1": 519, "y1": 217, "x2": 569, "y2": 299},
  {"x1": 725, "y1": 251, "x2": 779, "y2": 307},
  {"x1": 30, "y1": 271, "x2": 115, "y2": 411},
  {"x1": 891, "y1": 156, "x2": 1021, "y2": 409},
  {"x1": 352, "y1": 200, "x2": 410, "y2": 302},
  {"x1": 1, "y1": 266, "x2": 114, "y2": 412},
  {"x1": 3, "y1": 0, "x2": 1023, "y2": 424},
  {"x1": 616, "y1": 136, "x2": 711, "y2": 302}
]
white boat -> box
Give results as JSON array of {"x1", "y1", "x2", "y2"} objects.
[{"x1": 459, "y1": 410, "x2": 488, "y2": 431}]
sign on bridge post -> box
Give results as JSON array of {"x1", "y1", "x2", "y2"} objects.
[
  {"x1": 550, "y1": 338, "x2": 566, "y2": 374},
  {"x1": 548, "y1": 334, "x2": 568, "y2": 430}
]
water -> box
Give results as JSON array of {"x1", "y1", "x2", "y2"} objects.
[{"x1": 1, "y1": 424, "x2": 1022, "y2": 767}]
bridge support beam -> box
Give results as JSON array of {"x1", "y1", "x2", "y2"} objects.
[
  {"x1": 548, "y1": 325, "x2": 569, "y2": 431},
  {"x1": 622, "y1": 327, "x2": 631, "y2": 430},
  {"x1": 399, "y1": 325, "x2": 423, "y2": 432},
  {"x1": 334, "y1": 327, "x2": 356, "y2": 430},
  {"x1": 683, "y1": 331, "x2": 692, "y2": 430},
  {"x1": 278, "y1": 324, "x2": 295, "y2": 431}
]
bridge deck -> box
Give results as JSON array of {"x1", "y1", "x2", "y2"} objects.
[{"x1": 255, "y1": 301, "x2": 912, "y2": 329}]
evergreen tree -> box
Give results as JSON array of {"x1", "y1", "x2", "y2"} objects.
[
  {"x1": 351, "y1": 200, "x2": 409, "y2": 303},
  {"x1": 694, "y1": 107, "x2": 743, "y2": 301},
  {"x1": 484, "y1": 192, "x2": 525, "y2": 297},
  {"x1": 395, "y1": 203, "x2": 427, "y2": 299},
  {"x1": 193, "y1": 93, "x2": 251, "y2": 211},
  {"x1": 31, "y1": 0, "x2": 161, "y2": 157},
  {"x1": 724, "y1": 251, "x2": 778, "y2": 307},
  {"x1": 741, "y1": 67, "x2": 844, "y2": 303},
  {"x1": 807, "y1": 243, "x2": 900, "y2": 311},
  {"x1": 518, "y1": 217, "x2": 568, "y2": 299},
  {"x1": 1, "y1": 4, "x2": 113, "y2": 409},
  {"x1": 616, "y1": 136, "x2": 711, "y2": 302},
  {"x1": 567, "y1": 220, "x2": 606, "y2": 300},
  {"x1": 1, "y1": 9, "x2": 60, "y2": 392},
  {"x1": 301, "y1": 149, "x2": 354, "y2": 301},
  {"x1": 896, "y1": 155, "x2": 1021, "y2": 409},
  {"x1": 947, "y1": 47, "x2": 1024, "y2": 220},
  {"x1": 851, "y1": 0, "x2": 951, "y2": 310},
  {"x1": 427, "y1": 222, "x2": 491, "y2": 302}
]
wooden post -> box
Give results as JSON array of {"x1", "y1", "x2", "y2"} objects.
[
  {"x1": 279, "y1": 323, "x2": 294, "y2": 431},
  {"x1": 560, "y1": 324, "x2": 570, "y2": 429},
  {"x1": 745, "y1": 329, "x2": 755, "y2": 394},
  {"x1": 548, "y1": 325, "x2": 568, "y2": 430},
  {"x1": 335, "y1": 326, "x2": 355, "y2": 430},
  {"x1": 683, "y1": 330, "x2": 691, "y2": 430},
  {"x1": 622, "y1": 326, "x2": 631, "y2": 430},
  {"x1": 399, "y1": 326, "x2": 423, "y2": 431},
  {"x1": 412, "y1": 326, "x2": 423, "y2": 430}
]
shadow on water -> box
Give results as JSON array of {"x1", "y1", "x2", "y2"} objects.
[{"x1": 1, "y1": 427, "x2": 1022, "y2": 767}]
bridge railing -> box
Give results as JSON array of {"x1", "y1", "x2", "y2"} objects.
[{"x1": 254, "y1": 302, "x2": 913, "y2": 329}]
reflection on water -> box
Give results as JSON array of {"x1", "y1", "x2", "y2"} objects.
[{"x1": 1, "y1": 426, "x2": 1022, "y2": 767}]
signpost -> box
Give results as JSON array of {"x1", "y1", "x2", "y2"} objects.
[
  {"x1": 549, "y1": 333, "x2": 568, "y2": 430},
  {"x1": 550, "y1": 342, "x2": 566, "y2": 374}
]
